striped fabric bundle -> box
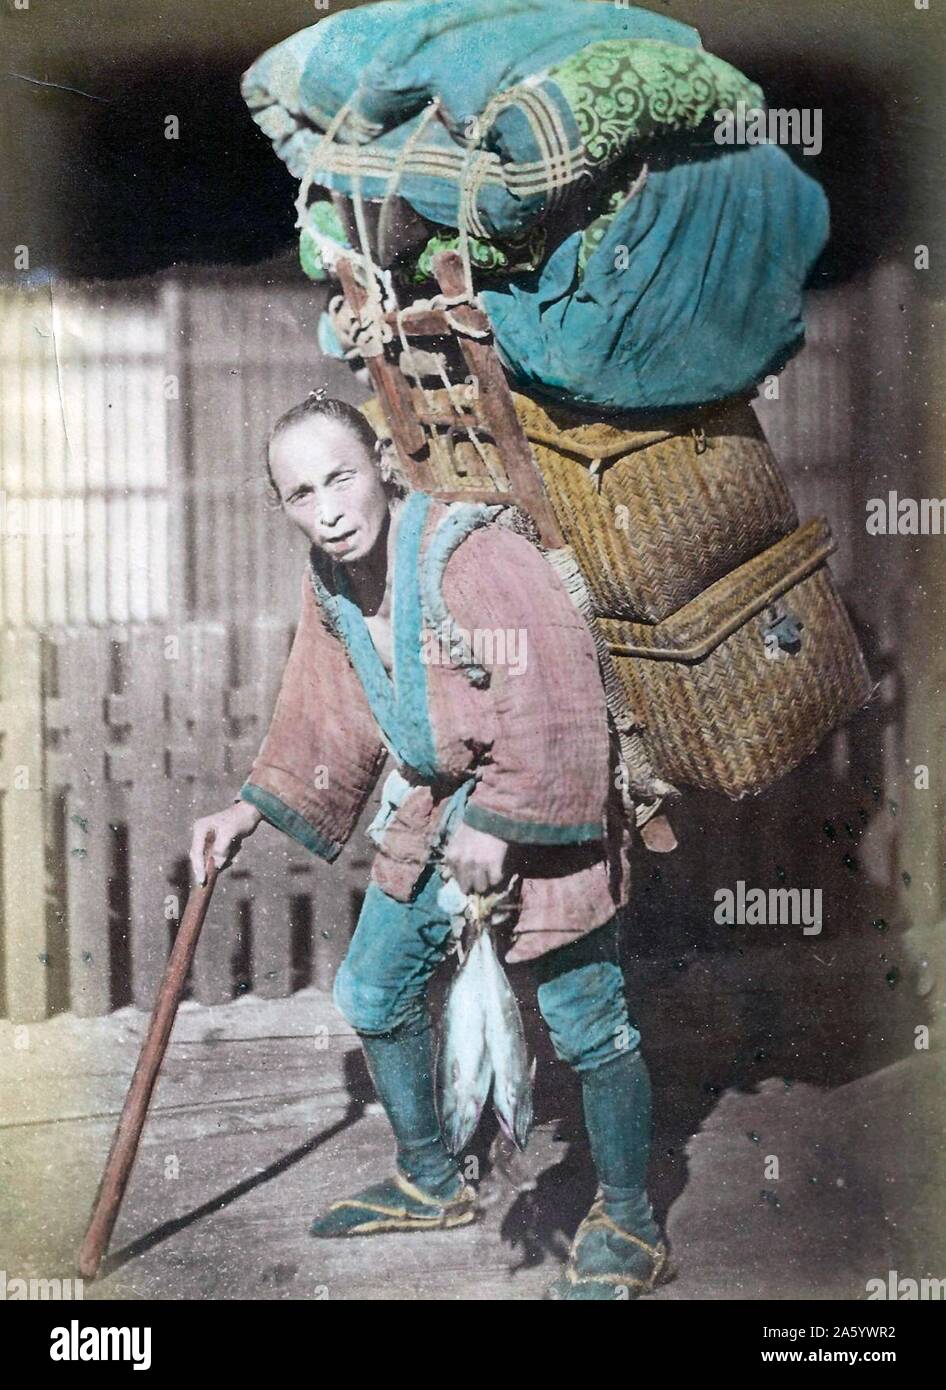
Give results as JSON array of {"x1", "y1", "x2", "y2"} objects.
[
  {"x1": 243, "y1": 0, "x2": 830, "y2": 412},
  {"x1": 242, "y1": 0, "x2": 752, "y2": 241}
]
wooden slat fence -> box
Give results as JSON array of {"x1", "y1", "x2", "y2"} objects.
[
  {"x1": 0, "y1": 272, "x2": 888, "y2": 633},
  {"x1": 0, "y1": 621, "x2": 374, "y2": 1022},
  {"x1": 0, "y1": 262, "x2": 937, "y2": 1025}
]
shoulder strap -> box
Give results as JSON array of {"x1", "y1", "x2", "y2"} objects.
[{"x1": 418, "y1": 500, "x2": 508, "y2": 687}]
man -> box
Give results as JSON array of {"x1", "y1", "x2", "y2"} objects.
[{"x1": 190, "y1": 394, "x2": 671, "y2": 1300}]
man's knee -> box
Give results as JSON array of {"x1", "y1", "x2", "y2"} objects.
[
  {"x1": 332, "y1": 957, "x2": 424, "y2": 1036},
  {"x1": 536, "y1": 960, "x2": 641, "y2": 1072}
]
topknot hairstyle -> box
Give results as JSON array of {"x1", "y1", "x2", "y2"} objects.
[{"x1": 264, "y1": 391, "x2": 405, "y2": 504}]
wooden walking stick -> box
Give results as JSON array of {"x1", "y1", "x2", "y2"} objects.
[{"x1": 77, "y1": 838, "x2": 220, "y2": 1279}]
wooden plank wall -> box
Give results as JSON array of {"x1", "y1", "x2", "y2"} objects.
[
  {"x1": 0, "y1": 283, "x2": 169, "y2": 627},
  {"x1": 0, "y1": 622, "x2": 375, "y2": 1023},
  {"x1": 0, "y1": 274, "x2": 357, "y2": 631},
  {"x1": 0, "y1": 262, "x2": 939, "y2": 1026},
  {"x1": 0, "y1": 270, "x2": 892, "y2": 630}
]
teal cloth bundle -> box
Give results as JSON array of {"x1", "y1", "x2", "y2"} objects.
[
  {"x1": 243, "y1": 0, "x2": 829, "y2": 412},
  {"x1": 481, "y1": 138, "x2": 828, "y2": 412}
]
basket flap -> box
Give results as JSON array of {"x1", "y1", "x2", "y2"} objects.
[{"x1": 599, "y1": 518, "x2": 836, "y2": 663}]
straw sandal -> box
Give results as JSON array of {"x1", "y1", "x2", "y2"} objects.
[
  {"x1": 546, "y1": 1196, "x2": 676, "y2": 1301},
  {"x1": 309, "y1": 1171, "x2": 477, "y2": 1238}
]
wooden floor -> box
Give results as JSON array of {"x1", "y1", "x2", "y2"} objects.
[{"x1": 1, "y1": 990, "x2": 943, "y2": 1301}]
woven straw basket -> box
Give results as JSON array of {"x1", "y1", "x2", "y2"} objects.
[
  {"x1": 513, "y1": 392, "x2": 800, "y2": 623},
  {"x1": 599, "y1": 519, "x2": 871, "y2": 798},
  {"x1": 362, "y1": 387, "x2": 871, "y2": 799}
]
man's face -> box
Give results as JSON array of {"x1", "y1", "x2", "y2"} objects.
[{"x1": 269, "y1": 415, "x2": 390, "y2": 564}]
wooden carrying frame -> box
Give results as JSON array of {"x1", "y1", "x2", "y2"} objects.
[
  {"x1": 330, "y1": 228, "x2": 869, "y2": 808},
  {"x1": 335, "y1": 248, "x2": 565, "y2": 547},
  {"x1": 332, "y1": 238, "x2": 677, "y2": 833}
]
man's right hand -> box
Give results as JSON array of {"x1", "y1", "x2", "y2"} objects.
[{"x1": 189, "y1": 800, "x2": 263, "y2": 885}]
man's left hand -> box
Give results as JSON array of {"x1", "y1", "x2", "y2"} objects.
[{"x1": 442, "y1": 821, "x2": 509, "y2": 896}]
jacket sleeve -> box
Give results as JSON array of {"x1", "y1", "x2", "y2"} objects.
[
  {"x1": 240, "y1": 570, "x2": 386, "y2": 861},
  {"x1": 440, "y1": 523, "x2": 610, "y2": 846}
]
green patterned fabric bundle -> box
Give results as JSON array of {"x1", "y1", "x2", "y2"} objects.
[{"x1": 244, "y1": 0, "x2": 829, "y2": 413}]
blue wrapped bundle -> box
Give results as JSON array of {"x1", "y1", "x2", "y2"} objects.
[
  {"x1": 243, "y1": 0, "x2": 705, "y2": 235},
  {"x1": 242, "y1": 0, "x2": 829, "y2": 413},
  {"x1": 483, "y1": 141, "x2": 829, "y2": 412}
]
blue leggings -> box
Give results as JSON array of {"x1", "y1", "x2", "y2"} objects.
[{"x1": 333, "y1": 864, "x2": 641, "y2": 1073}]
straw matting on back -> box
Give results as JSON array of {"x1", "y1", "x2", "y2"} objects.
[
  {"x1": 514, "y1": 392, "x2": 799, "y2": 622},
  {"x1": 366, "y1": 387, "x2": 799, "y2": 621},
  {"x1": 360, "y1": 387, "x2": 870, "y2": 800},
  {"x1": 599, "y1": 522, "x2": 872, "y2": 798}
]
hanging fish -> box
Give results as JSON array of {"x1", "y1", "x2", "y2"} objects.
[
  {"x1": 437, "y1": 880, "x2": 534, "y2": 1155},
  {"x1": 479, "y1": 929, "x2": 534, "y2": 1151},
  {"x1": 438, "y1": 931, "x2": 492, "y2": 1155}
]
